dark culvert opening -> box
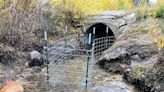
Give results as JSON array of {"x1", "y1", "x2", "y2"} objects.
[{"x1": 84, "y1": 23, "x2": 116, "y2": 50}]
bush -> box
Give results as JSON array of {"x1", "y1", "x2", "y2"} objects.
[
  {"x1": 134, "y1": 0, "x2": 164, "y2": 19},
  {"x1": 136, "y1": 7, "x2": 149, "y2": 19},
  {"x1": 152, "y1": 0, "x2": 164, "y2": 18},
  {"x1": 0, "y1": 0, "x2": 53, "y2": 50},
  {"x1": 153, "y1": 6, "x2": 164, "y2": 18}
]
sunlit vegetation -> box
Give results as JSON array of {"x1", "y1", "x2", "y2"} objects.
[
  {"x1": 0, "y1": 0, "x2": 4, "y2": 9},
  {"x1": 131, "y1": 65, "x2": 149, "y2": 78},
  {"x1": 147, "y1": 19, "x2": 164, "y2": 48},
  {"x1": 50, "y1": 0, "x2": 132, "y2": 19},
  {"x1": 150, "y1": 26, "x2": 164, "y2": 48},
  {"x1": 152, "y1": 0, "x2": 164, "y2": 18},
  {"x1": 134, "y1": 0, "x2": 164, "y2": 19},
  {"x1": 153, "y1": 35, "x2": 164, "y2": 48}
]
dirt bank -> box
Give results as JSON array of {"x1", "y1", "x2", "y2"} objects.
[{"x1": 98, "y1": 19, "x2": 164, "y2": 92}]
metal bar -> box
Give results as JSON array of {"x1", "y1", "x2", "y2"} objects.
[
  {"x1": 106, "y1": 26, "x2": 109, "y2": 36},
  {"x1": 49, "y1": 47, "x2": 90, "y2": 52},
  {"x1": 43, "y1": 31, "x2": 49, "y2": 85},
  {"x1": 89, "y1": 43, "x2": 95, "y2": 87},
  {"x1": 48, "y1": 54, "x2": 91, "y2": 61},
  {"x1": 93, "y1": 27, "x2": 96, "y2": 35},
  {"x1": 85, "y1": 52, "x2": 90, "y2": 88},
  {"x1": 46, "y1": 71, "x2": 87, "y2": 74},
  {"x1": 88, "y1": 33, "x2": 92, "y2": 45},
  {"x1": 64, "y1": 22, "x2": 68, "y2": 46},
  {"x1": 48, "y1": 65, "x2": 87, "y2": 69},
  {"x1": 44, "y1": 31, "x2": 47, "y2": 40}
]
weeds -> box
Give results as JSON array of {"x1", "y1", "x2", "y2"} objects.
[{"x1": 152, "y1": 0, "x2": 164, "y2": 18}]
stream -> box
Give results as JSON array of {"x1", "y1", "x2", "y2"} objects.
[
  {"x1": 42, "y1": 58, "x2": 139, "y2": 92},
  {"x1": 42, "y1": 36, "x2": 140, "y2": 92},
  {"x1": 88, "y1": 65, "x2": 139, "y2": 92}
]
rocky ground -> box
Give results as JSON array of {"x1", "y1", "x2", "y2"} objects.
[
  {"x1": 98, "y1": 18, "x2": 164, "y2": 92},
  {"x1": 0, "y1": 41, "x2": 47, "y2": 92}
]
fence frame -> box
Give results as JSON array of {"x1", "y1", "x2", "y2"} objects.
[{"x1": 42, "y1": 30, "x2": 115, "y2": 91}]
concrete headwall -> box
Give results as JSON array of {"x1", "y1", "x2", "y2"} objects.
[{"x1": 84, "y1": 11, "x2": 136, "y2": 38}]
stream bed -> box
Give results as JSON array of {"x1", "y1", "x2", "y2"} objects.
[
  {"x1": 42, "y1": 58, "x2": 139, "y2": 92},
  {"x1": 88, "y1": 65, "x2": 139, "y2": 92}
]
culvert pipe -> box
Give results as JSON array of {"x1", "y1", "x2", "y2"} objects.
[
  {"x1": 82, "y1": 10, "x2": 137, "y2": 51},
  {"x1": 83, "y1": 22, "x2": 117, "y2": 50}
]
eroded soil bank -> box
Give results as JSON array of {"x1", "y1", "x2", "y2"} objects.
[{"x1": 98, "y1": 18, "x2": 164, "y2": 92}]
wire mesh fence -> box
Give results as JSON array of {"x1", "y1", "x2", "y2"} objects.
[
  {"x1": 42, "y1": 34, "x2": 115, "y2": 91},
  {"x1": 42, "y1": 35, "x2": 95, "y2": 92}
]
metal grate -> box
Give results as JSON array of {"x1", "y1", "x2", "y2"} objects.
[{"x1": 94, "y1": 36, "x2": 115, "y2": 58}]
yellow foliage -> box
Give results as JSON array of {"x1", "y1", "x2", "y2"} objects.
[
  {"x1": 98, "y1": 0, "x2": 132, "y2": 10},
  {"x1": 148, "y1": 22, "x2": 164, "y2": 48},
  {"x1": 0, "y1": 0, "x2": 4, "y2": 9},
  {"x1": 50, "y1": 0, "x2": 101, "y2": 16},
  {"x1": 50, "y1": 0, "x2": 132, "y2": 17},
  {"x1": 153, "y1": 35, "x2": 164, "y2": 48}
]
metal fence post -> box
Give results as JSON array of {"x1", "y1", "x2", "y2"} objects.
[
  {"x1": 93, "y1": 27, "x2": 96, "y2": 40},
  {"x1": 64, "y1": 19, "x2": 68, "y2": 47},
  {"x1": 90, "y1": 42, "x2": 95, "y2": 86},
  {"x1": 43, "y1": 31, "x2": 49, "y2": 85},
  {"x1": 106, "y1": 26, "x2": 109, "y2": 49},
  {"x1": 85, "y1": 33, "x2": 93, "y2": 88},
  {"x1": 87, "y1": 41, "x2": 95, "y2": 88}
]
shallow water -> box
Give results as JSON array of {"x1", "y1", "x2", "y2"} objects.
[{"x1": 43, "y1": 58, "x2": 138, "y2": 92}]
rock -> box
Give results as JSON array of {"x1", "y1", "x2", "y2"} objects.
[
  {"x1": 28, "y1": 59, "x2": 43, "y2": 67},
  {"x1": 99, "y1": 60, "x2": 129, "y2": 74},
  {"x1": 98, "y1": 34, "x2": 159, "y2": 74},
  {"x1": 30, "y1": 50, "x2": 41, "y2": 60},
  {"x1": 0, "y1": 81, "x2": 24, "y2": 92},
  {"x1": 29, "y1": 50, "x2": 43, "y2": 67}
]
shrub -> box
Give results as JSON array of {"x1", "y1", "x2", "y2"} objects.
[
  {"x1": 136, "y1": 6, "x2": 149, "y2": 19},
  {"x1": 152, "y1": 0, "x2": 164, "y2": 18},
  {"x1": 148, "y1": 19, "x2": 164, "y2": 48},
  {"x1": 132, "y1": 65, "x2": 149, "y2": 79}
]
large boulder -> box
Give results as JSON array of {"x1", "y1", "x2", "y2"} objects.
[
  {"x1": 29, "y1": 50, "x2": 43, "y2": 67},
  {"x1": 98, "y1": 34, "x2": 159, "y2": 74}
]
